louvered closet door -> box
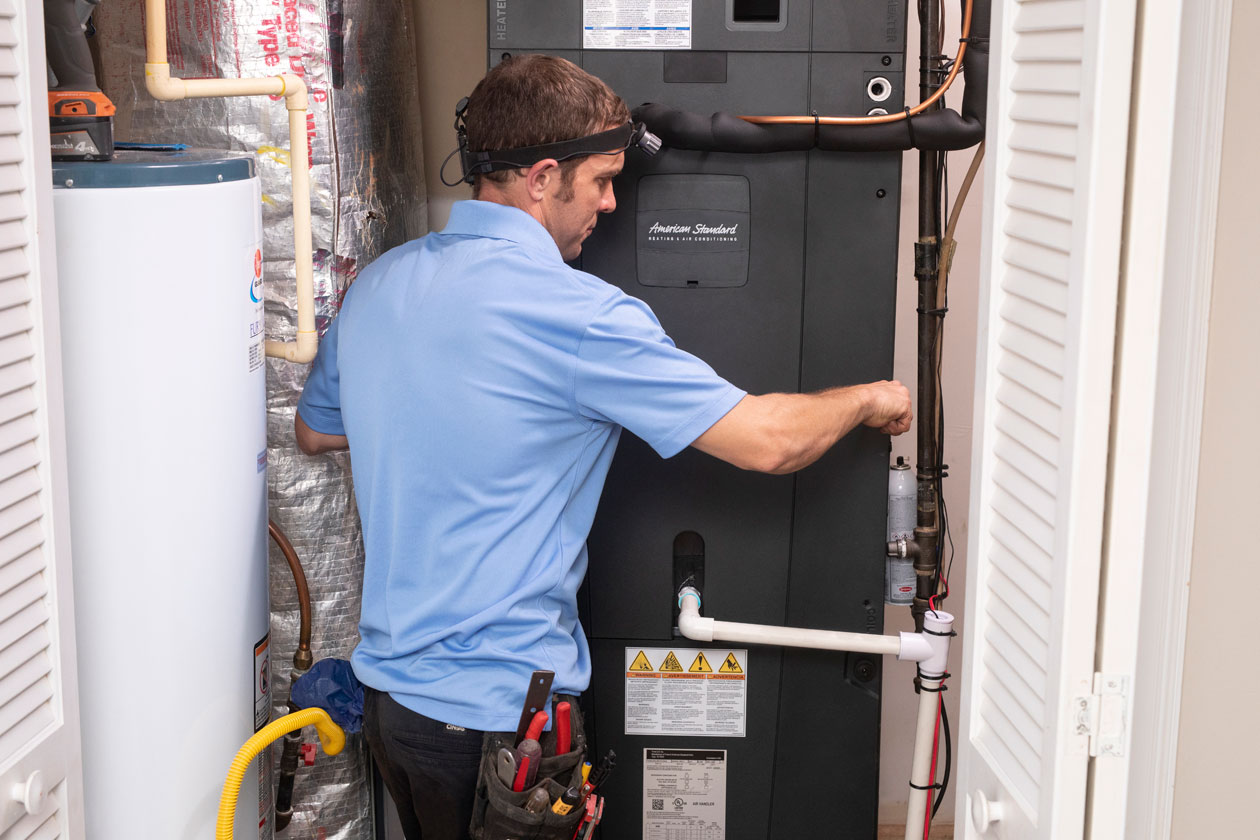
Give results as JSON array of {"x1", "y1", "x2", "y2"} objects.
[
  {"x1": 954, "y1": 0, "x2": 1137, "y2": 837},
  {"x1": 0, "y1": 1, "x2": 84, "y2": 837}
]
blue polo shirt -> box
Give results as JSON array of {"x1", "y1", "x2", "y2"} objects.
[{"x1": 297, "y1": 200, "x2": 745, "y2": 730}]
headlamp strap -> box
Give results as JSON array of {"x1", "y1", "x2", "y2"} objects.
[{"x1": 461, "y1": 123, "x2": 635, "y2": 178}]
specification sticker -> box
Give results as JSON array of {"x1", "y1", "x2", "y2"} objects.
[
  {"x1": 643, "y1": 748, "x2": 726, "y2": 840},
  {"x1": 625, "y1": 648, "x2": 747, "y2": 737},
  {"x1": 583, "y1": 0, "x2": 692, "y2": 50}
]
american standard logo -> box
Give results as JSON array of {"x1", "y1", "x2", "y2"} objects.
[{"x1": 646, "y1": 221, "x2": 740, "y2": 243}]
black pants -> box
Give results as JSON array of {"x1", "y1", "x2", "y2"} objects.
[{"x1": 364, "y1": 687, "x2": 497, "y2": 840}]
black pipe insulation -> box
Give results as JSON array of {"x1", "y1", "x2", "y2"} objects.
[
  {"x1": 274, "y1": 725, "x2": 305, "y2": 831},
  {"x1": 631, "y1": 0, "x2": 990, "y2": 154}
]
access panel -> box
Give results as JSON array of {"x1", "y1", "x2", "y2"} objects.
[{"x1": 486, "y1": 2, "x2": 905, "y2": 837}]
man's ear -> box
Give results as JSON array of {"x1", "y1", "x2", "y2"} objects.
[{"x1": 523, "y1": 158, "x2": 560, "y2": 201}]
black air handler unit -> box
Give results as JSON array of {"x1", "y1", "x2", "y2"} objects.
[{"x1": 489, "y1": 2, "x2": 905, "y2": 837}]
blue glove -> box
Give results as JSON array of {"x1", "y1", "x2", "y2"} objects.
[{"x1": 290, "y1": 658, "x2": 364, "y2": 733}]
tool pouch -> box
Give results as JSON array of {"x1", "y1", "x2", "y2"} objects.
[{"x1": 469, "y1": 696, "x2": 588, "y2": 840}]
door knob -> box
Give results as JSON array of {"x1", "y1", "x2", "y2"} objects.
[
  {"x1": 970, "y1": 790, "x2": 1004, "y2": 833},
  {"x1": 11, "y1": 770, "x2": 46, "y2": 816}
]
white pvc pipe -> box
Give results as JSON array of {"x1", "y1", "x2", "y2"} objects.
[
  {"x1": 143, "y1": 0, "x2": 317, "y2": 364},
  {"x1": 904, "y1": 674, "x2": 942, "y2": 840},
  {"x1": 678, "y1": 586, "x2": 934, "y2": 660},
  {"x1": 677, "y1": 589, "x2": 957, "y2": 840},
  {"x1": 904, "y1": 610, "x2": 954, "y2": 840}
]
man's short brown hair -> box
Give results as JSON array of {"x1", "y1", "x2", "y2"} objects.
[{"x1": 464, "y1": 54, "x2": 630, "y2": 197}]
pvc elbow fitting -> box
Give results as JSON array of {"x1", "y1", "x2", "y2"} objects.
[
  {"x1": 266, "y1": 331, "x2": 318, "y2": 365},
  {"x1": 676, "y1": 586, "x2": 714, "y2": 641},
  {"x1": 143, "y1": 63, "x2": 185, "y2": 101}
]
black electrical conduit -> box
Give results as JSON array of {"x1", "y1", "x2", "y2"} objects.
[
  {"x1": 630, "y1": 0, "x2": 990, "y2": 154},
  {"x1": 268, "y1": 519, "x2": 314, "y2": 832}
]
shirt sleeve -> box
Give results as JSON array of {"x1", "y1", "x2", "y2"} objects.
[
  {"x1": 574, "y1": 294, "x2": 746, "y2": 458},
  {"x1": 296, "y1": 313, "x2": 346, "y2": 435}
]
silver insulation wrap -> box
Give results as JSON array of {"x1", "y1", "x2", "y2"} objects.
[{"x1": 94, "y1": 2, "x2": 428, "y2": 837}]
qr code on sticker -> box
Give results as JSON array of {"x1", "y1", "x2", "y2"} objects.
[{"x1": 652, "y1": 799, "x2": 664, "y2": 811}]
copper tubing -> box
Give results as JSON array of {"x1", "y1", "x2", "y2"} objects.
[
  {"x1": 269, "y1": 520, "x2": 313, "y2": 670},
  {"x1": 738, "y1": 0, "x2": 974, "y2": 127}
]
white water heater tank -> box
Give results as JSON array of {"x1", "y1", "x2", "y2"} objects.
[{"x1": 53, "y1": 151, "x2": 272, "y2": 839}]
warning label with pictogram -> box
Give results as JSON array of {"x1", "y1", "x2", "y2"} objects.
[
  {"x1": 624, "y1": 648, "x2": 748, "y2": 737},
  {"x1": 629, "y1": 650, "x2": 655, "y2": 672}
]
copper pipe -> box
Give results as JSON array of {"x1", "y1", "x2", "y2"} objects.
[
  {"x1": 269, "y1": 519, "x2": 313, "y2": 670},
  {"x1": 738, "y1": 0, "x2": 973, "y2": 127}
]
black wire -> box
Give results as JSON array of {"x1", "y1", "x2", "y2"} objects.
[
  {"x1": 930, "y1": 147, "x2": 949, "y2": 599},
  {"x1": 932, "y1": 696, "x2": 952, "y2": 816}
]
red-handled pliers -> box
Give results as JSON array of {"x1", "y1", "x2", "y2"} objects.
[{"x1": 556, "y1": 701, "x2": 571, "y2": 754}]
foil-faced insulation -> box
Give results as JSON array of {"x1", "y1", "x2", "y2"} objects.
[{"x1": 94, "y1": 2, "x2": 428, "y2": 837}]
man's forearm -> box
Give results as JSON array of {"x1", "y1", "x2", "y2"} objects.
[
  {"x1": 692, "y1": 381, "x2": 911, "y2": 475},
  {"x1": 295, "y1": 412, "x2": 349, "y2": 455},
  {"x1": 748, "y1": 387, "x2": 872, "y2": 474}
]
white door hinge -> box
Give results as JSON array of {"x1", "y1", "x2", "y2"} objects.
[{"x1": 1073, "y1": 672, "x2": 1129, "y2": 757}]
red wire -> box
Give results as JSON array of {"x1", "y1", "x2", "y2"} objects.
[
  {"x1": 928, "y1": 569, "x2": 950, "y2": 612},
  {"x1": 923, "y1": 691, "x2": 943, "y2": 840}
]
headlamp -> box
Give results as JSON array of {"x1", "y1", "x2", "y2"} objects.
[{"x1": 441, "y1": 96, "x2": 662, "y2": 186}]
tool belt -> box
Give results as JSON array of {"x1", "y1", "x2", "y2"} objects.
[{"x1": 469, "y1": 694, "x2": 588, "y2": 840}]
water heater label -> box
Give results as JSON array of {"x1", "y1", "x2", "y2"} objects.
[
  {"x1": 255, "y1": 633, "x2": 274, "y2": 840},
  {"x1": 248, "y1": 246, "x2": 265, "y2": 373},
  {"x1": 583, "y1": 0, "x2": 691, "y2": 50},
  {"x1": 643, "y1": 748, "x2": 727, "y2": 840},
  {"x1": 625, "y1": 648, "x2": 747, "y2": 737},
  {"x1": 255, "y1": 633, "x2": 271, "y2": 730}
]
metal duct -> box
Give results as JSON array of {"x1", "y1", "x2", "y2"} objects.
[{"x1": 94, "y1": 2, "x2": 428, "y2": 838}]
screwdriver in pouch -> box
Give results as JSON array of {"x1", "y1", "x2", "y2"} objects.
[
  {"x1": 524, "y1": 787, "x2": 551, "y2": 814},
  {"x1": 512, "y1": 710, "x2": 548, "y2": 791}
]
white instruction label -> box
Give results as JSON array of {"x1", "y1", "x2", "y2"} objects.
[
  {"x1": 624, "y1": 648, "x2": 747, "y2": 737},
  {"x1": 643, "y1": 748, "x2": 726, "y2": 839},
  {"x1": 584, "y1": 0, "x2": 692, "y2": 50}
]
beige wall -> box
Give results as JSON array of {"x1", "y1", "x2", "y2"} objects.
[
  {"x1": 409, "y1": 2, "x2": 980, "y2": 826},
  {"x1": 1170, "y1": 1, "x2": 1259, "y2": 835},
  {"x1": 411, "y1": 1, "x2": 483, "y2": 229}
]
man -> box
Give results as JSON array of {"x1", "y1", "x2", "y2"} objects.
[{"x1": 295, "y1": 55, "x2": 911, "y2": 839}]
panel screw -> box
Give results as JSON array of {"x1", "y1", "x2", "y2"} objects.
[
  {"x1": 855, "y1": 659, "x2": 876, "y2": 682},
  {"x1": 882, "y1": 55, "x2": 892, "y2": 66},
  {"x1": 65, "y1": 179, "x2": 75, "y2": 188},
  {"x1": 876, "y1": 189, "x2": 886, "y2": 199}
]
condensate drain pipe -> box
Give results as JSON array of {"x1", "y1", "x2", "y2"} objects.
[
  {"x1": 677, "y1": 586, "x2": 939, "y2": 667},
  {"x1": 677, "y1": 586, "x2": 953, "y2": 840},
  {"x1": 142, "y1": 0, "x2": 316, "y2": 364}
]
